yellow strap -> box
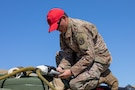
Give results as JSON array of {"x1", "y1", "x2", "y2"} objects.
[{"x1": 36, "y1": 69, "x2": 57, "y2": 90}]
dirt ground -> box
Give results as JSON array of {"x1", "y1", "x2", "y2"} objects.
[{"x1": 0, "y1": 69, "x2": 7, "y2": 74}]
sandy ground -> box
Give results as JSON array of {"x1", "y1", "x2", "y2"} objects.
[{"x1": 0, "y1": 69, "x2": 7, "y2": 74}]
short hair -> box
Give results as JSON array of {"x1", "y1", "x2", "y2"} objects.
[{"x1": 64, "y1": 12, "x2": 68, "y2": 17}]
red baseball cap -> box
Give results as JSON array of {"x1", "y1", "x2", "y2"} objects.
[{"x1": 47, "y1": 8, "x2": 64, "y2": 33}]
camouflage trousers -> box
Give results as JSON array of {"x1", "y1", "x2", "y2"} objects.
[
  {"x1": 56, "y1": 51, "x2": 111, "y2": 90},
  {"x1": 70, "y1": 62, "x2": 107, "y2": 90}
]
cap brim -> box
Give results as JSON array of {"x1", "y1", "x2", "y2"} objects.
[{"x1": 48, "y1": 22, "x2": 58, "y2": 33}]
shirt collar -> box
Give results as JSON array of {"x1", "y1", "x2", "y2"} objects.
[{"x1": 64, "y1": 18, "x2": 72, "y2": 38}]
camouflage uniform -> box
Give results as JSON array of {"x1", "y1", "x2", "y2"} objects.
[{"x1": 56, "y1": 18, "x2": 118, "y2": 90}]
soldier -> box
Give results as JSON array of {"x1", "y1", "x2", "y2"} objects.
[{"x1": 46, "y1": 8, "x2": 118, "y2": 90}]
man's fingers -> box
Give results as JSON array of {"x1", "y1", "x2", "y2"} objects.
[{"x1": 56, "y1": 67, "x2": 63, "y2": 71}]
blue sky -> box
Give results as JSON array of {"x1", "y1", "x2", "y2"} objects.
[{"x1": 0, "y1": 0, "x2": 135, "y2": 87}]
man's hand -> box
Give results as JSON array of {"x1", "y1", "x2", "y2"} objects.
[
  {"x1": 56, "y1": 67, "x2": 64, "y2": 73},
  {"x1": 58, "y1": 69, "x2": 72, "y2": 79}
]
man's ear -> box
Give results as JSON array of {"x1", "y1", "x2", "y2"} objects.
[
  {"x1": 61, "y1": 15, "x2": 67, "y2": 19},
  {"x1": 61, "y1": 15, "x2": 68, "y2": 22}
]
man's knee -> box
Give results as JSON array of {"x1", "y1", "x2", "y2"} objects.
[
  {"x1": 55, "y1": 51, "x2": 64, "y2": 65},
  {"x1": 69, "y1": 80, "x2": 80, "y2": 90},
  {"x1": 69, "y1": 78, "x2": 98, "y2": 90}
]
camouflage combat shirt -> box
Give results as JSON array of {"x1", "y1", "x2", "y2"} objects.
[{"x1": 58, "y1": 18, "x2": 112, "y2": 77}]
